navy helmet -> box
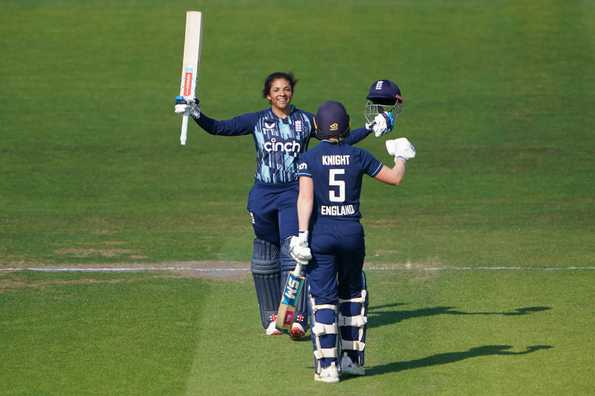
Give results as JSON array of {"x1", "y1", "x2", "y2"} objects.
[
  {"x1": 365, "y1": 79, "x2": 404, "y2": 124},
  {"x1": 315, "y1": 100, "x2": 350, "y2": 140}
]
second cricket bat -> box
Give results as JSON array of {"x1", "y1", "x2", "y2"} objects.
[
  {"x1": 178, "y1": 11, "x2": 203, "y2": 145},
  {"x1": 276, "y1": 263, "x2": 305, "y2": 329}
]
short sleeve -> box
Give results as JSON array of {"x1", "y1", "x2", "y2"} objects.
[
  {"x1": 296, "y1": 154, "x2": 312, "y2": 178},
  {"x1": 359, "y1": 149, "x2": 383, "y2": 177}
]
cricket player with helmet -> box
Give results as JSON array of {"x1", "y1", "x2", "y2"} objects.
[
  {"x1": 174, "y1": 72, "x2": 394, "y2": 338},
  {"x1": 292, "y1": 97, "x2": 415, "y2": 383}
]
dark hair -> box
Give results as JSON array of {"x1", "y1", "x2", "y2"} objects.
[{"x1": 262, "y1": 72, "x2": 297, "y2": 98}]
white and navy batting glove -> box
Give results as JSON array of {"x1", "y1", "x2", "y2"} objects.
[
  {"x1": 289, "y1": 231, "x2": 312, "y2": 265},
  {"x1": 174, "y1": 96, "x2": 201, "y2": 119},
  {"x1": 386, "y1": 137, "x2": 416, "y2": 161},
  {"x1": 366, "y1": 112, "x2": 395, "y2": 137}
]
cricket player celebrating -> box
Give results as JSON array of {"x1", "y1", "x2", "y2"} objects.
[
  {"x1": 174, "y1": 72, "x2": 394, "y2": 337},
  {"x1": 291, "y1": 99, "x2": 415, "y2": 383}
]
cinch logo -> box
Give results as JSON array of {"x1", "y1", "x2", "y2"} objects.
[
  {"x1": 264, "y1": 138, "x2": 301, "y2": 153},
  {"x1": 375, "y1": 80, "x2": 383, "y2": 90},
  {"x1": 298, "y1": 163, "x2": 307, "y2": 170}
]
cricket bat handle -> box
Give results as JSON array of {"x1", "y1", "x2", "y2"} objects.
[{"x1": 180, "y1": 111, "x2": 189, "y2": 145}]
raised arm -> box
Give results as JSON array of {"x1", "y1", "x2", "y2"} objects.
[
  {"x1": 175, "y1": 96, "x2": 256, "y2": 136},
  {"x1": 194, "y1": 112, "x2": 256, "y2": 136},
  {"x1": 343, "y1": 127, "x2": 372, "y2": 145},
  {"x1": 374, "y1": 159, "x2": 407, "y2": 186}
]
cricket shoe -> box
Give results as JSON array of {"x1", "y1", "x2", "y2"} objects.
[
  {"x1": 265, "y1": 315, "x2": 282, "y2": 336},
  {"x1": 340, "y1": 355, "x2": 365, "y2": 376},
  {"x1": 289, "y1": 322, "x2": 306, "y2": 339},
  {"x1": 314, "y1": 362, "x2": 340, "y2": 384}
]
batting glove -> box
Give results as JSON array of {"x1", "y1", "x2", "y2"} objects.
[
  {"x1": 386, "y1": 137, "x2": 416, "y2": 161},
  {"x1": 174, "y1": 96, "x2": 201, "y2": 119},
  {"x1": 289, "y1": 231, "x2": 312, "y2": 265},
  {"x1": 365, "y1": 112, "x2": 395, "y2": 137}
]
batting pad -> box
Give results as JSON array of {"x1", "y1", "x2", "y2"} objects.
[{"x1": 251, "y1": 239, "x2": 281, "y2": 329}]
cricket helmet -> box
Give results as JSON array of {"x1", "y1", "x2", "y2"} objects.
[
  {"x1": 364, "y1": 79, "x2": 404, "y2": 124},
  {"x1": 314, "y1": 101, "x2": 350, "y2": 140}
]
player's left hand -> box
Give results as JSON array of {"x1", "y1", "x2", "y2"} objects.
[
  {"x1": 366, "y1": 112, "x2": 395, "y2": 137},
  {"x1": 386, "y1": 137, "x2": 416, "y2": 160},
  {"x1": 175, "y1": 96, "x2": 201, "y2": 119},
  {"x1": 289, "y1": 231, "x2": 312, "y2": 265}
]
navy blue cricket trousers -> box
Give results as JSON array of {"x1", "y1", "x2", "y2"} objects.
[
  {"x1": 247, "y1": 181, "x2": 299, "y2": 246},
  {"x1": 306, "y1": 221, "x2": 366, "y2": 304}
]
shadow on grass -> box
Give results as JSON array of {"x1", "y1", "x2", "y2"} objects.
[
  {"x1": 368, "y1": 305, "x2": 552, "y2": 328},
  {"x1": 365, "y1": 345, "x2": 553, "y2": 377}
]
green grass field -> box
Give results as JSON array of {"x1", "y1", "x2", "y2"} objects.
[
  {"x1": 1, "y1": 0, "x2": 594, "y2": 394},
  {"x1": 2, "y1": 270, "x2": 594, "y2": 395}
]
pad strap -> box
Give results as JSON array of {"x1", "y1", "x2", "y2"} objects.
[
  {"x1": 313, "y1": 304, "x2": 337, "y2": 312},
  {"x1": 339, "y1": 290, "x2": 367, "y2": 304},
  {"x1": 312, "y1": 323, "x2": 338, "y2": 336},
  {"x1": 338, "y1": 315, "x2": 367, "y2": 327},
  {"x1": 341, "y1": 340, "x2": 366, "y2": 351},
  {"x1": 314, "y1": 348, "x2": 338, "y2": 359}
]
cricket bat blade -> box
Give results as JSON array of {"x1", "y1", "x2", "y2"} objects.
[
  {"x1": 178, "y1": 11, "x2": 203, "y2": 145},
  {"x1": 276, "y1": 264, "x2": 305, "y2": 330}
]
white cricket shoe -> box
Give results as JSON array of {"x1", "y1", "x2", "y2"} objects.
[
  {"x1": 265, "y1": 318, "x2": 282, "y2": 336},
  {"x1": 340, "y1": 355, "x2": 365, "y2": 376},
  {"x1": 289, "y1": 322, "x2": 306, "y2": 339},
  {"x1": 314, "y1": 362, "x2": 340, "y2": 383}
]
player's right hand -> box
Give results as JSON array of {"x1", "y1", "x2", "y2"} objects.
[
  {"x1": 386, "y1": 137, "x2": 416, "y2": 161},
  {"x1": 289, "y1": 231, "x2": 312, "y2": 265},
  {"x1": 174, "y1": 96, "x2": 201, "y2": 119}
]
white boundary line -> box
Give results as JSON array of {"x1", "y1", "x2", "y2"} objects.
[{"x1": 1, "y1": 265, "x2": 595, "y2": 273}]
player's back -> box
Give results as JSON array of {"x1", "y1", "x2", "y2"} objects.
[{"x1": 298, "y1": 141, "x2": 382, "y2": 225}]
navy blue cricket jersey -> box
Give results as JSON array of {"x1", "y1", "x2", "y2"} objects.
[
  {"x1": 297, "y1": 140, "x2": 383, "y2": 223},
  {"x1": 195, "y1": 106, "x2": 371, "y2": 184}
]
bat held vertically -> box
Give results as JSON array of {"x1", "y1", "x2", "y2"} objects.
[{"x1": 178, "y1": 11, "x2": 203, "y2": 145}]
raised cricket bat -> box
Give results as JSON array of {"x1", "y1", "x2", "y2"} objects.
[
  {"x1": 276, "y1": 263, "x2": 305, "y2": 330},
  {"x1": 178, "y1": 11, "x2": 203, "y2": 145}
]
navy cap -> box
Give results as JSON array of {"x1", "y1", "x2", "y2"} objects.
[
  {"x1": 367, "y1": 80, "x2": 402, "y2": 105},
  {"x1": 315, "y1": 101, "x2": 350, "y2": 140}
]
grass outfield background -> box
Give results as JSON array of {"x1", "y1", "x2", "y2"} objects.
[
  {"x1": 1, "y1": 0, "x2": 594, "y2": 394},
  {"x1": 1, "y1": 0, "x2": 593, "y2": 266},
  {"x1": 1, "y1": 270, "x2": 594, "y2": 395}
]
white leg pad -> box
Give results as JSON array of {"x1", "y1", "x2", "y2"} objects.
[
  {"x1": 338, "y1": 289, "x2": 368, "y2": 365},
  {"x1": 309, "y1": 295, "x2": 339, "y2": 374}
]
